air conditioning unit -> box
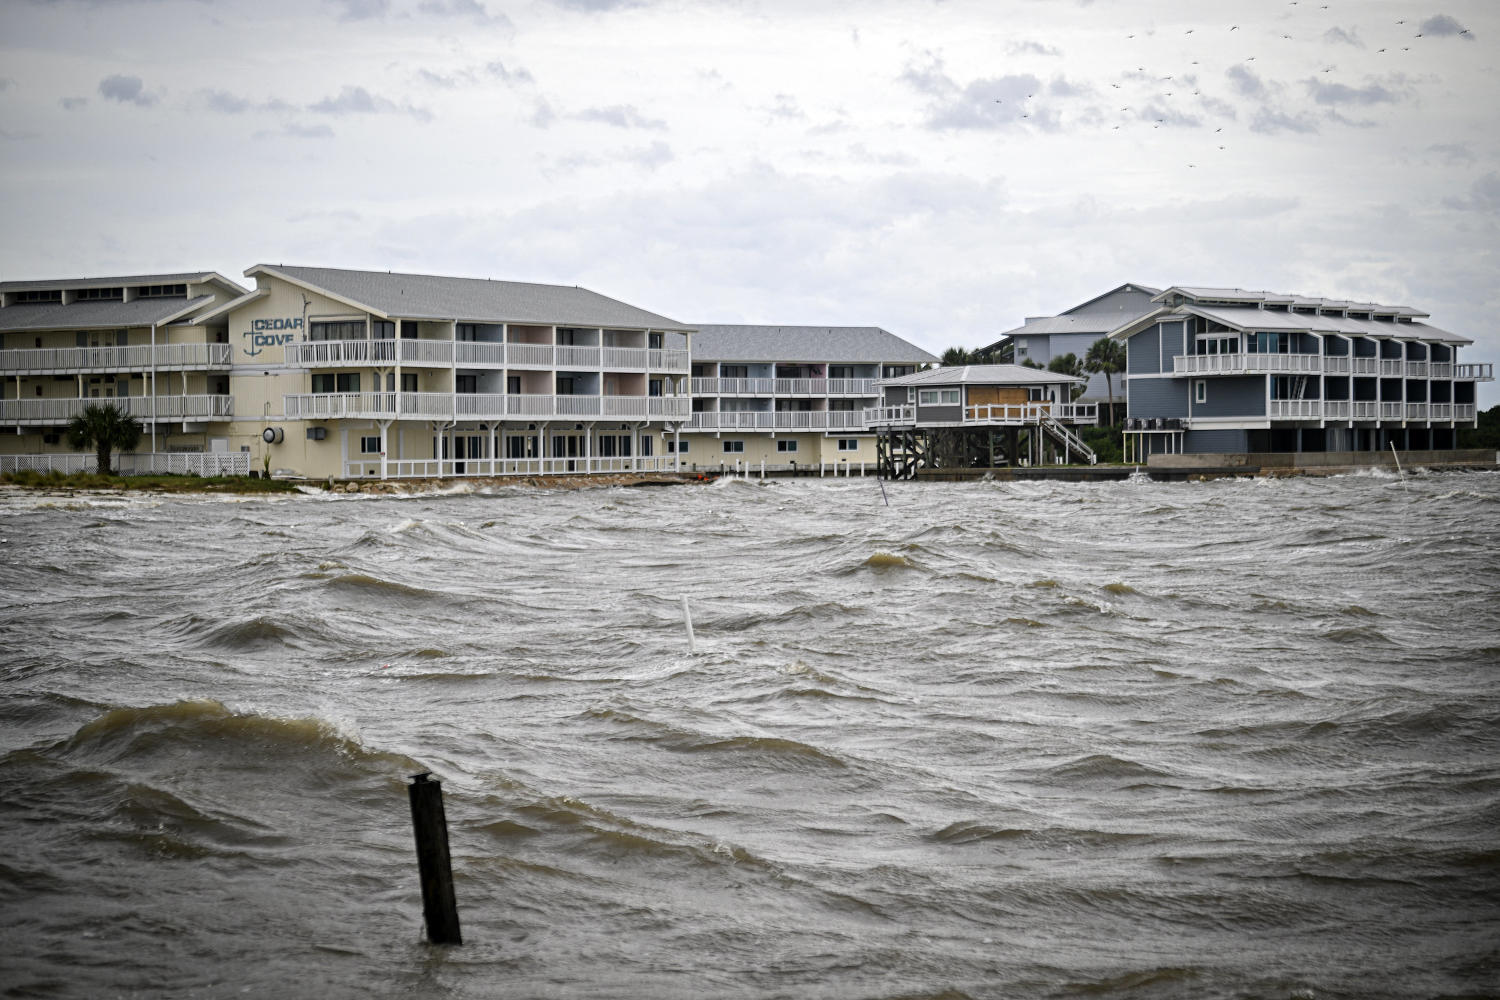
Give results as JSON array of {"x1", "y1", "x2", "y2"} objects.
[{"x1": 306, "y1": 427, "x2": 327, "y2": 441}]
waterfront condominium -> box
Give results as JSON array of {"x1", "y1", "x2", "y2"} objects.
[
  {"x1": 1111, "y1": 285, "x2": 1494, "y2": 459},
  {"x1": 681, "y1": 324, "x2": 937, "y2": 473},
  {"x1": 224, "y1": 264, "x2": 694, "y2": 479},
  {"x1": 0, "y1": 272, "x2": 252, "y2": 474}
]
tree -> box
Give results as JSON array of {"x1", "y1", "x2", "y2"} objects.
[
  {"x1": 65, "y1": 403, "x2": 142, "y2": 476},
  {"x1": 1084, "y1": 336, "x2": 1127, "y2": 424},
  {"x1": 1021, "y1": 358, "x2": 1044, "y2": 369},
  {"x1": 1047, "y1": 353, "x2": 1087, "y2": 401},
  {"x1": 940, "y1": 346, "x2": 972, "y2": 366}
]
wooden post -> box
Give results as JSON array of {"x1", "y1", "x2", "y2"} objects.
[{"x1": 408, "y1": 772, "x2": 462, "y2": 945}]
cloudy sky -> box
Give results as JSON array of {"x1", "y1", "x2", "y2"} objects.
[{"x1": 1, "y1": 0, "x2": 1495, "y2": 401}]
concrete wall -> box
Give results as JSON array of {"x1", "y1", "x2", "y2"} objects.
[{"x1": 1149, "y1": 449, "x2": 1498, "y2": 470}]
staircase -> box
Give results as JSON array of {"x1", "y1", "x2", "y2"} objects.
[{"x1": 1041, "y1": 416, "x2": 1097, "y2": 465}]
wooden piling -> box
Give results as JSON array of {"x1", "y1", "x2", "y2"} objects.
[{"x1": 408, "y1": 772, "x2": 462, "y2": 945}]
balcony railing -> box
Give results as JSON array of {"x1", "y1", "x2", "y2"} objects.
[
  {"x1": 1173, "y1": 353, "x2": 1324, "y2": 375},
  {"x1": 860, "y1": 402, "x2": 1098, "y2": 427},
  {"x1": 282, "y1": 392, "x2": 690, "y2": 421},
  {"x1": 1351, "y1": 357, "x2": 1379, "y2": 374},
  {"x1": 1406, "y1": 361, "x2": 1429, "y2": 378},
  {"x1": 0, "y1": 451, "x2": 251, "y2": 476},
  {"x1": 690, "y1": 377, "x2": 877, "y2": 396},
  {"x1": 282, "y1": 339, "x2": 689, "y2": 373},
  {"x1": 1430, "y1": 363, "x2": 1453, "y2": 379},
  {"x1": 0, "y1": 394, "x2": 233, "y2": 424},
  {"x1": 1352, "y1": 401, "x2": 1378, "y2": 420},
  {"x1": 686, "y1": 410, "x2": 870, "y2": 431},
  {"x1": 0, "y1": 343, "x2": 232, "y2": 375},
  {"x1": 1380, "y1": 359, "x2": 1405, "y2": 376},
  {"x1": 1457, "y1": 363, "x2": 1495, "y2": 381}
]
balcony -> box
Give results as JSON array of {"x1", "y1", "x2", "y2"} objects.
[
  {"x1": 861, "y1": 402, "x2": 1098, "y2": 428},
  {"x1": 1171, "y1": 354, "x2": 1456, "y2": 378},
  {"x1": 687, "y1": 410, "x2": 871, "y2": 431},
  {"x1": 282, "y1": 392, "x2": 691, "y2": 422},
  {"x1": 0, "y1": 394, "x2": 233, "y2": 425},
  {"x1": 1457, "y1": 363, "x2": 1495, "y2": 381},
  {"x1": 0, "y1": 343, "x2": 232, "y2": 375},
  {"x1": 690, "y1": 377, "x2": 877, "y2": 396},
  {"x1": 282, "y1": 340, "x2": 690, "y2": 373}
]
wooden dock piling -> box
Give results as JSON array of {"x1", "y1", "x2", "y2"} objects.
[{"x1": 408, "y1": 772, "x2": 462, "y2": 945}]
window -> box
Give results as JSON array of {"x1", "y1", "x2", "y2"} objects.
[
  {"x1": 312, "y1": 373, "x2": 359, "y2": 392},
  {"x1": 456, "y1": 375, "x2": 477, "y2": 394},
  {"x1": 507, "y1": 375, "x2": 521, "y2": 394},
  {"x1": 372, "y1": 321, "x2": 395, "y2": 339},
  {"x1": 360, "y1": 436, "x2": 382, "y2": 454},
  {"x1": 837, "y1": 439, "x2": 858, "y2": 451},
  {"x1": 668, "y1": 440, "x2": 689, "y2": 453},
  {"x1": 136, "y1": 284, "x2": 186, "y2": 298},
  {"x1": 722, "y1": 365, "x2": 748, "y2": 379},
  {"x1": 829, "y1": 365, "x2": 855, "y2": 379},
  {"x1": 15, "y1": 289, "x2": 62, "y2": 304},
  {"x1": 77, "y1": 287, "x2": 123, "y2": 301},
  {"x1": 457, "y1": 324, "x2": 478, "y2": 341},
  {"x1": 777, "y1": 440, "x2": 798, "y2": 453},
  {"x1": 649, "y1": 379, "x2": 662, "y2": 397},
  {"x1": 639, "y1": 436, "x2": 652, "y2": 457},
  {"x1": 918, "y1": 389, "x2": 960, "y2": 405},
  {"x1": 649, "y1": 332, "x2": 663, "y2": 350},
  {"x1": 311, "y1": 320, "x2": 363, "y2": 341},
  {"x1": 723, "y1": 440, "x2": 744, "y2": 453},
  {"x1": 557, "y1": 377, "x2": 575, "y2": 395},
  {"x1": 1194, "y1": 380, "x2": 1206, "y2": 404}
]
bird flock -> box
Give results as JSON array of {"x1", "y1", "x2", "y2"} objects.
[{"x1": 991, "y1": 6, "x2": 1478, "y2": 168}]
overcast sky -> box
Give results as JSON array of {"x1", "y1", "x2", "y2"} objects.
[{"x1": 2, "y1": 0, "x2": 1495, "y2": 402}]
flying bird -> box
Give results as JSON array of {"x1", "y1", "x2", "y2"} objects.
[{"x1": 1230, "y1": 25, "x2": 1239, "y2": 30}]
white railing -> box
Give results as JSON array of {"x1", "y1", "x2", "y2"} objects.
[
  {"x1": 1352, "y1": 401, "x2": 1378, "y2": 419},
  {"x1": 1322, "y1": 356, "x2": 1351, "y2": 374},
  {"x1": 1268, "y1": 399, "x2": 1321, "y2": 419},
  {"x1": 1406, "y1": 402, "x2": 1429, "y2": 420},
  {"x1": 649, "y1": 349, "x2": 690, "y2": 372},
  {"x1": 1172, "y1": 353, "x2": 1323, "y2": 375},
  {"x1": 1430, "y1": 403, "x2": 1452, "y2": 420},
  {"x1": 285, "y1": 340, "x2": 394, "y2": 366},
  {"x1": 1405, "y1": 361, "x2": 1429, "y2": 378},
  {"x1": 601, "y1": 347, "x2": 645, "y2": 370},
  {"x1": 282, "y1": 392, "x2": 688, "y2": 421},
  {"x1": 1455, "y1": 403, "x2": 1476, "y2": 420},
  {"x1": 826, "y1": 379, "x2": 877, "y2": 395},
  {"x1": 396, "y1": 340, "x2": 454, "y2": 366},
  {"x1": 964, "y1": 402, "x2": 1098, "y2": 425},
  {"x1": 0, "y1": 451, "x2": 251, "y2": 477},
  {"x1": 1457, "y1": 363, "x2": 1494, "y2": 380},
  {"x1": 455, "y1": 342, "x2": 507, "y2": 366},
  {"x1": 693, "y1": 377, "x2": 776, "y2": 395},
  {"x1": 0, "y1": 395, "x2": 232, "y2": 423},
  {"x1": 507, "y1": 343, "x2": 555, "y2": 367},
  {"x1": 1381, "y1": 402, "x2": 1404, "y2": 419},
  {"x1": 559, "y1": 345, "x2": 603, "y2": 368},
  {"x1": 685, "y1": 409, "x2": 872, "y2": 431},
  {"x1": 1380, "y1": 359, "x2": 1405, "y2": 376},
  {"x1": 1429, "y1": 363, "x2": 1453, "y2": 379},
  {"x1": 1323, "y1": 401, "x2": 1350, "y2": 419},
  {"x1": 0, "y1": 343, "x2": 233, "y2": 374},
  {"x1": 1351, "y1": 357, "x2": 1379, "y2": 374},
  {"x1": 864, "y1": 405, "x2": 916, "y2": 426},
  {"x1": 340, "y1": 455, "x2": 681, "y2": 479}
]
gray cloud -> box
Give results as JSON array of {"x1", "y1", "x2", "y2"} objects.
[
  {"x1": 254, "y1": 122, "x2": 336, "y2": 140},
  {"x1": 1198, "y1": 95, "x2": 1237, "y2": 120},
  {"x1": 1008, "y1": 40, "x2": 1060, "y2": 57},
  {"x1": 60, "y1": 96, "x2": 87, "y2": 110},
  {"x1": 1442, "y1": 172, "x2": 1500, "y2": 212},
  {"x1": 418, "y1": 0, "x2": 506, "y2": 23},
  {"x1": 574, "y1": 104, "x2": 666, "y2": 129},
  {"x1": 1138, "y1": 102, "x2": 1201, "y2": 129},
  {"x1": 767, "y1": 94, "x2": 804, "y2": 120},
  {"x1": 1226, "y1": 64, "x2": 1266, "y2": 99},
  {"x1": 329, "y1": 0, "x2": 388, "y2": 20},
  {"x1": 549, "y1": 0, "x2": 643, "y2": 10},
  {"x1": 529, "y1": 99, "x2": 557, "y2": 128},
  {"x1": 1429, "y1": 143, "x2": 1475, "y2": 165},
  {"x1": 1419, "y1": 14, "x2": 1473, "y2": 38},
  {"x1": 485, "y1": 61, "x2": 534, "y2": 86},
  {"x1": 203, "y1": 89, "x2": 251, "y2": 113},
  {"x1": 0, "y1": 78, "x2": 14, "y2": 92},
  {"x1": 900, "y1": 56, "x2": 1054, "y2": 131},
  {"x1": 1305, "y1": 78, "x2": 1401, "y2": 106},
  {"x1": 98, "y1": 74, "x2": 157, "y2": 107},
  {"x1": 309, "y1": 85, "x2": 432, "y2": 122},
  {"x1": 1323, "y1": 27, "x2": 1363, "y2": 47},
  {"x1": 1250, "y1": 108, "x2": 1319, "y2": 134},
  {"x1": 624, "y1": 140, "x2": 673, "y2": 169},
  {"x1": 418, "y1": 69, "x2": 459, "y2": 89}
]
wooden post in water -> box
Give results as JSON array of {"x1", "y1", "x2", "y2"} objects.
[{"x1": 408, "y1": 772, "x2": 462, "y2": 945}]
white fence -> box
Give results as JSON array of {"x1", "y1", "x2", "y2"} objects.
[
  {"x1": 284, "y1": 339, "x2": 691, "y2": 372},
  {"x1": 0, "y1": 395, "x2": 233, "y2": 424},
  {"x1": 340, "y1": 455, "x2": 682, "y2": 479},
  {"x1": 283, "y1": 392, "x2": 692, "y2": 421},
  {"x1": 0, "y1": 451, "x2": 251, "y2": 477},
  {"x1": 0, "y1": 343, "x2": 232, "y2": 374}
]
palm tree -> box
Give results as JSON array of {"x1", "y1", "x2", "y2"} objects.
[
  {"x1": 940, "y1": 346, "x2": 972, "y2": 366},
  {"x1": 66, "y1": 403, "x2": 142, "y2": 475},
  {"x1": 1047, "y1": 353, "x2": 1087, "y2": 400},
  {"x1": 1084, "y1": 337, "x2": 1127, "y2": 423}
]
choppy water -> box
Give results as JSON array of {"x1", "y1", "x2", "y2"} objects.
[{"x1": 2, "y1": 470, "x2": 1498, "y2": 1000}]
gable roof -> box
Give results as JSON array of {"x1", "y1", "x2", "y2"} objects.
[
  {"x1": 0, "y1": 295, "x2": 219, "y2": 333},
  {"x1": 878, "y1": 364, "x2": 1084, "y2": 387},
  {"x1": 1107, "y1": 304, "x2": 1470, "y2": 345},
  {"x1": 247, "y1": 264, "x2": 693, "y2": 332},
  {"x1": 984, "y1": 282, "x2": 1161, "y2": 348},
  {"x1": 0, "y1": 271, "x2": 245, "y2": 295},
  {"x1": 690, "y1": 324, "x2": 937, "y2": 364}
]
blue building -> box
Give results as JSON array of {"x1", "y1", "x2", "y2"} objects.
[
  {"x1": 982, "y1": 283, "x2": 1159, "y2": 412},
  {"x1": 1110, "y1": 285, "x2": 1494, "y2": 459}
]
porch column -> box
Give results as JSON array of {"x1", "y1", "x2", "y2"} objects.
[
  {"x1": 584, "y1": 423, "x2": 593, "y2": 473},
  {"x1": 379, "y1": 419, "x2": 391, "y2": 480},
  {"x1": 673, "y1": 425, "x2": 681, "y2": 472}
]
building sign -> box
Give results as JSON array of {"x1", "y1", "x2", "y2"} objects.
[{"x1": 242, "y1": 317, "x2": 304, "y2": 356}]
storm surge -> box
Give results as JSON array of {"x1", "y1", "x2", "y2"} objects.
[{"x1": 2, "y1": 471, "x2": 1498, "y2": 999}]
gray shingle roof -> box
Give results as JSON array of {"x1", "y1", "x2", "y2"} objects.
[
  {"x1": 1189, "y1": 305, "x2": 1471, "y2": 343},
  {"x1": 1158, "y1": 286, "x2": 1428, "y2": 317},
  {"x1": 0, "y1": 272, "x2": 240, "y2": 293},
  {"x1": 988, "y1": 283, "x2": 1161, "y2": 344},
  {"x1": 254, "y1": 264, "x2": 693, "y2": 331},
  {"x1": 878, "y1": 364, "x2": 1083, "y2": 387},
  {"x1": 0, "y1": 295, "x2": 217, "y2": 332},
  {"x1": 690, "y1": 324, "x2": 937, "y2": 364}
]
